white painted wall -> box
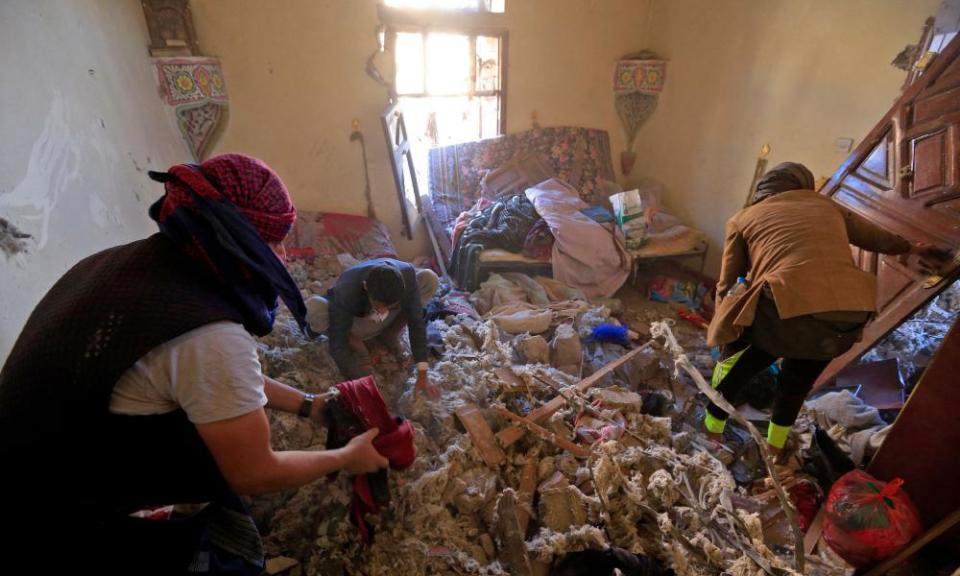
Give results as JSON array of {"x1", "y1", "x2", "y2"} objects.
[
  {"x1": 0, "y1": 0, "x2": 191, "y2": 361},
  {"x1": 633, "y1": 0, "x2": 940, "y2": 277}
]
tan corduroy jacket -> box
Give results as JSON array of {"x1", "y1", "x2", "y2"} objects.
[{"x1": 706, "y1": 190, "x2": 911, "y2": 347}]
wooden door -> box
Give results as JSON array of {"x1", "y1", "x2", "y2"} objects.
[
  {"x1": 868, "y1": 318, "x2": 960, "y2": 553},
  {"x1": 817, "y1": 35, "x2": 960, "y2": 385}
]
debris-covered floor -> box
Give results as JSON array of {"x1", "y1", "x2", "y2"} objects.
[{"x1": 250, "y1": 255, "x2": 876, "y2": 576}]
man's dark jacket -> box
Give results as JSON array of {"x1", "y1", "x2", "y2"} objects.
[{"x1": 327, "y1": 258, "x2": 427, "y2": 377}]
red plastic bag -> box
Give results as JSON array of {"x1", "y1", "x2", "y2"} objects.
[{"x1": 823, "y1": 470, "x2": 923, "y2": 568}]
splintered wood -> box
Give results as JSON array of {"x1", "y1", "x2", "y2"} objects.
[
  {"x1": 496, "y1": 489, "x2": 533, "y2": 576},
  {"x1": 516, "y1": 450, "x2": 539, "y2": 535},
  {"x1": 496, "y1": 341, "x2": 654, "y2": 447},
  {"x1": 650, "y1": 320, "x2": 805, "y2": 574},
  {"x1": 495, "y1": 406, "x2": 591, "y2": 458},
  {"x1": 455, "y1": 404, "x2": 506, "y2": 468}
]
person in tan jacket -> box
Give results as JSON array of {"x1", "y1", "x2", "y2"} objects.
[{"x1": 704, "y1": 162, "x2": 944, "y2": 453}]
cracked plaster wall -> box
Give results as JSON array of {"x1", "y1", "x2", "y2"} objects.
[{"x1": 0, "y1": 0, "x2": 190, "y2": 361}]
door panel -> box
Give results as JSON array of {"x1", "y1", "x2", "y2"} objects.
[
  {"x1": 912, "y1": 130, "x2": 947, "y2": 192},
  {"x1": 858, "y1": 135, "x2": 893, "y2": 188},
  {"x1": 816, "y1": 35, "x2": 960, "y2": 385}
]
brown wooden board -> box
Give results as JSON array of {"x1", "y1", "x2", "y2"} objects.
[
  {"x1": 455, "y1": 404, "x2": 506, "y2": 469},
  {"x1": 867, "y1": 319, "x2": 960, "y2": 555},
  {"x1": 457, "y1": 405, "x2": 506, "y2": 469},
  {"x1": 496, "y1": 343, "x2": 652, "y2": 447},
  {"x1": 816, "y1": 34, "x2": 960, "y2": 386},
  {"x1": 516, "y1": 452, "x2": 539, "y2": 535}
]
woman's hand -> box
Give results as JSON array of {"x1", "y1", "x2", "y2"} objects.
[
  {"x1": 910, "y1": 242, "x2": 953, "y2": 275},
  {"x1": 342, "y1": 428, "x2": 389, "y2": 474}
]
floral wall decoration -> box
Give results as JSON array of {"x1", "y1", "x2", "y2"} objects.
[
  {"x1": 613, "y1": 51, "x2": 667, "y2": 176},
  {"x1": 154, "y1": 56, "x2": 229, "y2": 160}
]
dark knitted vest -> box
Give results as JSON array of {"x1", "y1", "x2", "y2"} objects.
[{"x1": 0, "y1": 234, "x2": 244, "y2": 473}]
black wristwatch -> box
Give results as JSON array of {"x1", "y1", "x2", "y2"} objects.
[{"x1": 298, "y1": 393, "x2": 316, "y2": 419}]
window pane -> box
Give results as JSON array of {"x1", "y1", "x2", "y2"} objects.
[
  {"x1": 395, "y1": 32, "x2": 424, "y2": 95},
  {"x1": 479, "y1": 95, "x2": 500, "y2": 139},
  {"x1": 385, "y1": 0, "x2": 505, "y2": 12},
  {"x1": 401, "y1": 154, "x2": 419, "y2": 207},
  {"x1": 426, "y1": 33, "x2": 470, "y2": 95},
  {"x1": 476, "y1": 36, "x2": 500, "y2": 92}
]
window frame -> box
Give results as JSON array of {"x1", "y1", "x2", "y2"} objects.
[
  {"x1": 377, "y1": 3, "x2": 508, "y2": 241},
  {"x1": 385, "y1": 26, "x2": 508, "y2": 138},
  {"x1": 383, "y1": 0, "x2": 505, "y2": 13}
]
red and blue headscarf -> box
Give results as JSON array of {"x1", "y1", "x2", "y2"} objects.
[{"x1": 148, "y1": 154, "x2": 310, "y2": 337}]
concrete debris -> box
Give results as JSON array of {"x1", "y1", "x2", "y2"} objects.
[
  {"x1": 517, "y1": 334, "x2": 550, "y2": 364},
  {"x1": 496, "y1": 488, "x2": 533, "y2": 576},
  {"x1": 489, "y1": 302, "x2": 553, "y2": 334},
  {"x1": 536, "y1": 472, "x2": 593, "y2": 532},
  {"x1": 860, "y1": 279, "x2": 960, "y2": 385},
  {"x1": 551, "y1": 323, "x2": 583, "y2": 375},
  {"x1": 251, "y1": 260, "x2": 846, "y2": 575},
  {"x1": 590, "y1": 385, "x2": 642, "y2": 410}
]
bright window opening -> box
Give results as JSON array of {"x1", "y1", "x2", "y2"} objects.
[
  {"x1": 389, "y1": 27, "x2": 506, "y2": 206},
  {"x1": 384, "y1": 0, "x2": 505, "y2": 13}
]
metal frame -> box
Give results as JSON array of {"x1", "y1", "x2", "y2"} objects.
[{"x1": 380, "y1": 101, "x2": 421, "y2": 239}]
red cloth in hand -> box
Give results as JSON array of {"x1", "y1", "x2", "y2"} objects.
[{"x1": 334, "y1": 376, "x2": 417, "y2": 542}]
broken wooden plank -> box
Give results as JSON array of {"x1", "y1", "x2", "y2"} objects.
[
  {"x1": 496, "y1": 488, "x2": 533, "y2": 576},
  {"x1": 493, "y1": 366, "x2": 527, "y2": 393},
  {"x1": 456, "y1": 404, "x2": 506, "y2": 468},
  {"x1": 651, "y1": 320, "x2": 805, "y2": 574},
  {"x1": 497, "y1": 341, "x2": 653, "y2": 448},
  {"x1": 516, "y1": 449, "x2": 539, "y2": 535},
  {"x1": 496, "y1": 406, "x2": 591, "y2": 458},
  {"x1": 803, "y1": 506, "x2": 825, "y2": 556}
]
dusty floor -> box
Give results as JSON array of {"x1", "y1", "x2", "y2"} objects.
[{"x1": 250, "y1": 258, "x2": 860, "y2": 575}]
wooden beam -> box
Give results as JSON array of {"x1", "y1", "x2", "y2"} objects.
[
  {"x1": 516, "y1": 450, "x2": 539, "y2": 535},
  {"x1": 456, "y1": 404, "x2": 505, "y2": 468},
  {"x1": 496, "y1": 341, "x2": 652, "y2": 448},
  {"x1": 496, "y1": 406, "x2": 591, "y2": 458}
]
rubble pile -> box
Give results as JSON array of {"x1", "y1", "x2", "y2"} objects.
[
  {"x1": 254, "y1": 264, "x2": 847, "y2": 575},
  {"x1": 860, "y1": 280, "x2": 960, "y2": 385}
]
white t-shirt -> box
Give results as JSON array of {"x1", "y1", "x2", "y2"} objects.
[{"x1": 109, "y1": 321, "x2": 267, "y2": 424}]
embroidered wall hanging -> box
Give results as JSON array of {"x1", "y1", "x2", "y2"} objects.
[
  {"x1": 154, "y1": 57, "x2": 229, "y2": 160},
  {"x1": 613, "y1": 52, "x2": 667, "y2": 176}
]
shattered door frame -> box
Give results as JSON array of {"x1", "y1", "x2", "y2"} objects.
[{"x1": 816, "y1": 34, "x2": 960, "y2": 386}]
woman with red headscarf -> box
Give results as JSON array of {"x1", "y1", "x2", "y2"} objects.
[{"x1": 0, "y1": 154, "x2": 392, "y2": 573}]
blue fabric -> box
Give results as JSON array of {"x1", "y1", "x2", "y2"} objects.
[
  {"x1": 591, "y1": 324, "x2": 632, "y2": 346},
  {"x1": 580, "y1": 205, "x2": 614, "y2": 223},
  {"x1": 149, "y1": 177, "x2": 311, "y2": 338}
]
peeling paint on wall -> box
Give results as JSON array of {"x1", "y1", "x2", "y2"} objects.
[{"x1": 0, "y1": 92, "x2": 80, "y2": 250}]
